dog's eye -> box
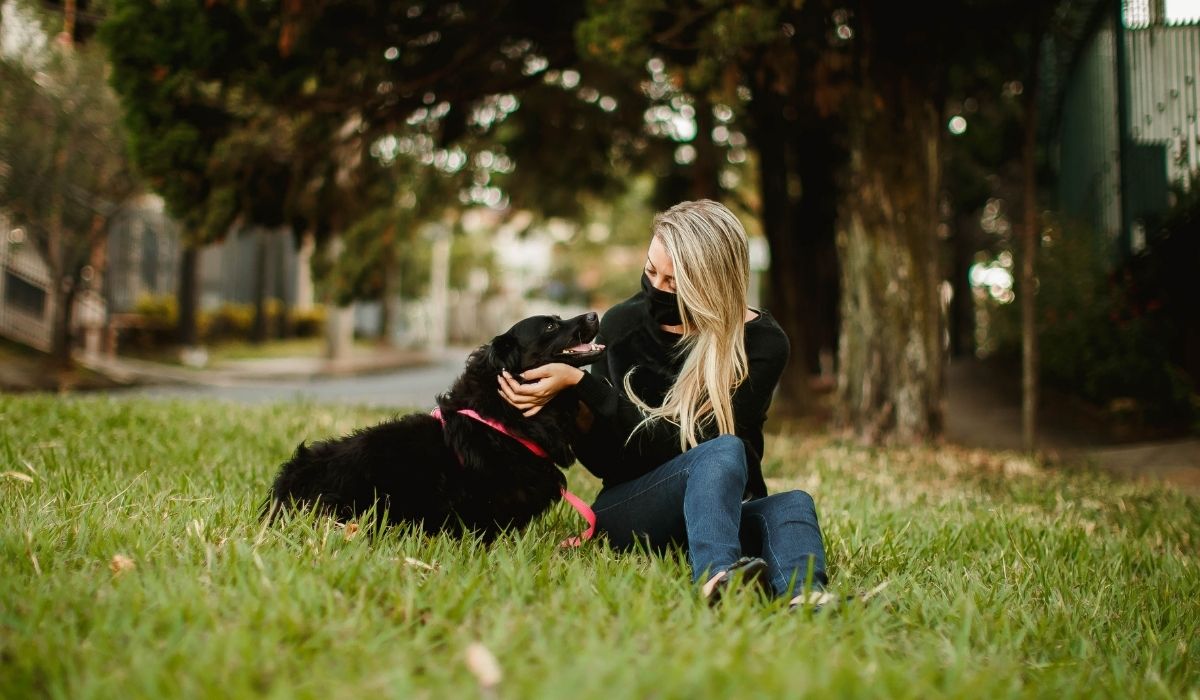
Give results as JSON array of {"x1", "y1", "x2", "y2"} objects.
[{"x1": 545, "y1": 322, "x2": 557, "y2": 332}]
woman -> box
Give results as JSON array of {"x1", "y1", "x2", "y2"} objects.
[{"x1": 498, "y1": 199, "x2": 830, "y2": 608}]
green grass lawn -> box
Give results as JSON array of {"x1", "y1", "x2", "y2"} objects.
[{"x1": 1, "y1": 396, "x2": 1197, "y2": 699}]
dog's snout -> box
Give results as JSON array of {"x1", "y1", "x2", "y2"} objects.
[{"x1": 585, "y1": 312, "x2": 598, "y2": 324}]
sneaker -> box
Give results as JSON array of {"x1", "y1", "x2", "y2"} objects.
[{"x1": 701, "y1": 556, "x2": 770, "y2": 605}]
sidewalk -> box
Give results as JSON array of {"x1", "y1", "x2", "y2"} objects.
[
  {"x1": 944, "y1": 359, "x2": 1200, "y2": 495},
  {"x1": 78, "y1": 347, "x2": 432, "y2": 388}
]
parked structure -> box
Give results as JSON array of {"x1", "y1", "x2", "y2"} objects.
[
  {"x1": 0, "y1": 213, "x2": 53, "y2": 351},
  {"x1": 1055, "y1": 0, "x2": 1199, "y2": 252}
]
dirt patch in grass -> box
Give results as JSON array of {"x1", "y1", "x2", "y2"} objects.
[{"x1": 0, "y1": 341, "x2": 128, "y2": 393}]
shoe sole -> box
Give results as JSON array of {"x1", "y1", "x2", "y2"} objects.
[{"x1": 703, "y1": 558, "x2": 770, "y2": 605}]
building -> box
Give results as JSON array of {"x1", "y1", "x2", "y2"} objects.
[{"x1": 1055, "y1": 0, "x2": 1200, "y2": 252}]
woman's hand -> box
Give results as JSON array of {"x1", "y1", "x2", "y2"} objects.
[{"x1": 497, "y1": 363, "x2": 585, "y2": 417}]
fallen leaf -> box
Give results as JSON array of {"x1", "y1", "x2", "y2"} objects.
[
  {"x1": 344, "y1": 522, "x2": 359, "y2": 540},
  {"x1": 464, "y1": 642, "x2": 502, "y2": 689},
  {"x1": 110, "y1": 554, "x2": 135, "y2": 575},
  {"x1": 404, "y1": 556, "x2": 437, "y2": 571}
]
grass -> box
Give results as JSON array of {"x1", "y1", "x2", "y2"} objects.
[
  {"x1": 1, "y1": 395, "x2": 1197, "y2": 699},
  {"x1": 203, "y1": 337, "x2": 384, "y2": 363}
]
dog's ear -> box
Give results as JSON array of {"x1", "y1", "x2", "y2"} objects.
[{"x1": 484, "y1": 332, "x2": 521, "y2": 371}]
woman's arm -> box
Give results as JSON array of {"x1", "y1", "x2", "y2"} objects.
[{"x1": 496, "y1": 364, "x2": 584, "y2": 417}]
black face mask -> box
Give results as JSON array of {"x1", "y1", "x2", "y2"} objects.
[{"x1": 641, "y1": 273, "x2": 683, "y2": 326}]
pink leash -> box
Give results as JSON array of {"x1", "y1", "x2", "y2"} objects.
[{"x1": 432, "y1": 407, "x2": 596, "y2": 548}]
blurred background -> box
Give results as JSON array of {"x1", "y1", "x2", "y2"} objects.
[{"x1": 0, "y1": 0, "x2": 1197, "y2": 454}]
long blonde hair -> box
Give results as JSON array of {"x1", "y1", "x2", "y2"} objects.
[{"x1": 624, "y1": 199, "x2": 751, "y2": 451}]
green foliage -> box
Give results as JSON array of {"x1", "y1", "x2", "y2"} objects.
[
  {"x1": 203, "y1": 302, "x2": 257, "y2": 342},
  {"x1": 989, "y1": 218, "x2": 1197, "y2": 429},
  {"x1": 1128, "y1": 182, "x2": 1200, "y2": 367},
  {"x1": 0, "y1": 6, "x2": 138, "y2": 359},
  {"x1": 1, "y1": 397, "x2": 1197, "y2": 697},
  {"x1": 115, "y1": 294, "x2": 178, "y2": 349},
  {"x1": 132, "y1": 293, "x2": 178, "y2": 330},
  {"x1": 100, "y1": 0, "x2": 263, "y2": 240},
  {"x1": 127, "y1": 296, "x2": 325, "y2": 346},
  {"x1": 576, "y1": 0, "x2": 780, "y2": 93},
  {"x1": 545, "y1": 176, "x2": 660, "y2": 306},
  {"x1": 289, "y1": 306, "x2": 326, "y2": 339},
  {"x1": 0, "y1": 17, "x2": 136, "y2": 276}
]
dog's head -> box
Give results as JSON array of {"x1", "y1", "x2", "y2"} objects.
[{"x1": 484, "y1": 312, "x2": 605, "y2": 374}]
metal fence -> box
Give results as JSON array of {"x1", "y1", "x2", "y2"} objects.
[
  {"x1": 1126, "y1": 23, "x2": 1200, "y2": 191},
  {"x1": 1055, "y1": 1, "x2": 1200, "y2": 254}
]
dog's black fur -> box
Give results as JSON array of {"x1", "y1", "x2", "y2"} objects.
[{"x1": 264, "y1": 312, "x2": 605, "y2": 539}]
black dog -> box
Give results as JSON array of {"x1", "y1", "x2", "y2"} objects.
[{"x1": 264, "y1": 312, "x2": 605, "y2": 539}]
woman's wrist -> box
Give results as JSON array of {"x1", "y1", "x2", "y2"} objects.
[{"x1": 568, "y1": 366, "x2": 585, "y2": 386}]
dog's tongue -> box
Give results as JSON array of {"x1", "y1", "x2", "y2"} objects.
[{"x1": 564, "y1": 342, "x2": 604, "y2": 354}]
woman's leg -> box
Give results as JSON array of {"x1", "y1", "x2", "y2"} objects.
[
  {"x1": 592, "y1": 434, "x2": 748, "y2": 583},
  {"x1": 740, "y1": 490, "x2": 828, "y2": 597}
]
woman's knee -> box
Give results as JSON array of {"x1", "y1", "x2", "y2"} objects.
[
  {"x1": 689, "y1": 435, "x2": 747, "y2": 480},
  {"x1": 702, "y1": 434, "x2": 745, "y2": 457},
  {"x1": 780, "y1": 489, "x2": 817, "y2": 515}
]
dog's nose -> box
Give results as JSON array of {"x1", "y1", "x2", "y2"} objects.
[{"x1": 586, "y1": 312, "x2": 598, "y2": 324}]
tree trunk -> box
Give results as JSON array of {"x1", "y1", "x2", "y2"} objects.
[
  {"x1": 1020, "y1": 53, "x2": 1041, "y2": 453},
  {"x1": 47, "y1": 162, "x2": 71, "y2": 366},
  {"x1": 177, "y1": 244, "x2": 199, "y2": 346},
  {"x1": 52, "y1": 276, "x2": 75, "y2": 367},
  {"x1": 835, "y1": 82, "x2": 944, "y2": 443},
  {"x1": 378, "y1": 226, "x2": 397, "y2": 345},
  {"x1": 750, "y1": 84, "x2": 811, "y2": 411},
  {"x1": 295, "y1": 229, "x2": 316, "y2": 311},
  {"x1": 948, "y1": 213, "x2": 977, "y2": 358},
  {"x1": 427, "y1": 222, "x2": 452, "y2": 353},
  {"x1": 275, "y1": 230, "x2": 292, "y2": 339},
  {"x1": 791, "y1": 118, "x2": 843, "y2": 380},
  {"x1": 251, "y1": 228, "x2": 269, "y2": 343},
  {"x1": 322, "y1": 233, "x2": 353, "y2": 361},
  {"x1": 691, "y1": 93, "x2": 720, "y2": 201}
]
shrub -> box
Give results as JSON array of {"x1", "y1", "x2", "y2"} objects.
[
  {"x1": 126, "y1": 294, "x2": 179, "y2": 348},
  {"x1": 289, "y1": 306, "x2": 326, "y2": 338},
  {"x1": 132, "y1": 294, "x2": 177, "y2": 330},
  {"x1": 989, "y1": 215, "x2": 1197, "y2": 431},
  {"x1": 201, "y1": 303, "x2": 254, "y2": 342}
]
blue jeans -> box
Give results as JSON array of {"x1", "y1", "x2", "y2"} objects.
[{"x1": 592, "y1": 435, "x2": 828, "y2": 597}]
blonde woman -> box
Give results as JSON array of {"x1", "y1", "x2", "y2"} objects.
[{"x1": 499, "y1": 199, "x2": 830, "y2": 608}]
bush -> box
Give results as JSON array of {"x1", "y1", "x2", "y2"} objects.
[
  {"x1": 132, "y1": 294, "x2": 177, "y2": 329},
  {"x1": 201, "y1": 303, "x2": 255, "y2": 342},
  {"x1": 122, "y1": 297, "x2": 329, "y2": 348},
  {"x1": 989, "y1": 215, "x2": 1197, "y2": 431},
  {"x1": 125, "y1": 294, "x2": 179, "y2": 348},
  {"x1": 289, "y1": 306, "x2": 326, "y2": 338}
]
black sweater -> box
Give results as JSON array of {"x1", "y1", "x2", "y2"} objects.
[{"x1": 573, "y1": 292, "x2": 790, "y2": 499}]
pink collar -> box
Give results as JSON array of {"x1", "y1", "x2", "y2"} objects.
[{"x1": 431, "y1": 406, "x2": 595, "y2": 547}]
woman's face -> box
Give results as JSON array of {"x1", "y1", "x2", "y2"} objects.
[{"x1": 644, "y1": 236, "x2": 677, "y2": 293}]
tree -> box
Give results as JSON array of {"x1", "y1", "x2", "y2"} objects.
[
  {"x1": 102, "y1": 0, "x2": 633, "y2": 353},
  {"x1": 817, "y1": 1, "x2": 1059, "y2": 442},
  {"x1": 577, "y1": 1, "x2": 850, "y2": 410},
  {"x1": 0, "y1": 15, "x2": 135, "y2": 364},
  {"x1": 938, "y1": 0, "x2": 1088, "y2": 449},
  {"x1": 102, "y1": 0, "x2": 290, "y2": 346}
]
